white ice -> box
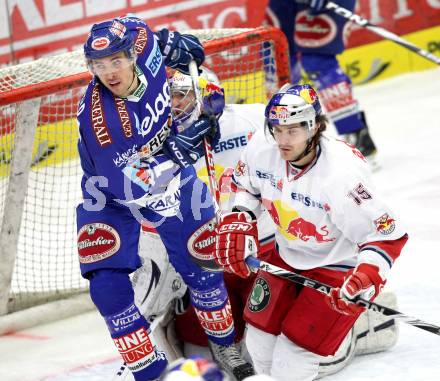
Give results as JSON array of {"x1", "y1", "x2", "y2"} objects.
[{"x1": 1, "y1": 67, "x2": 440, "y2": 381}]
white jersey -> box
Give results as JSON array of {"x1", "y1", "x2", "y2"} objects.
[
  {"x1": 194, "y1": 103, "x2": 277, "y2": 247},
  {"x1": 232, "y1": 129, "x2": 407, "y2": 276}
]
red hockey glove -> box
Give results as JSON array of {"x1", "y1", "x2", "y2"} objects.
[
  {"x1": 214, "y1": 212, "x2": 259, "y2": 278},
  {"x1": 326, "y1": 263, "x2": 385, "y2": 316}
]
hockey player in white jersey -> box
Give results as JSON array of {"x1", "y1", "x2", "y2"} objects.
[{"x1": 213, "y1": 83, "x2": 409, "y2": 380}]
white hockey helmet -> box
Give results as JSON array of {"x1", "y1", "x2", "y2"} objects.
[
  {"x1": 167, "y1": 67, "x2": 225, "y2": 130},
  {"x1": 265, "y1": 83, "x2": 322, "y2": 143}
]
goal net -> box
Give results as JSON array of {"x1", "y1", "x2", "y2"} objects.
[{"x1": 0, "y1": 27, "x2": 289, "y2": 323}]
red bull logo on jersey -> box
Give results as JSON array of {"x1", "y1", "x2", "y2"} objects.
[
  {"x1": 286, "y1": 218, "x2": 335, "y2": 243},
  {"x1": 374, "y1": 213, "x2": 396, "y2": 235},
  {"x1": 263, "y1": 199, "x2": 335, "y2": 243},
  {"x1": 337, "y1": 139, "x2": 366, "y2": 162}
]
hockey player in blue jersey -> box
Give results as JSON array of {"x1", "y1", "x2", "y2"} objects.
[
  {"x1": 265, "y1": 0, "x2": 378, "y2": 161},
  {"x1": 76, "y1": 16, "x2": 254, "y2": 381}
]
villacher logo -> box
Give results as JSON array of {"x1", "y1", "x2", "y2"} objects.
[{"x1": 77, "y1": 222, "x2": 121, "y2": 263}]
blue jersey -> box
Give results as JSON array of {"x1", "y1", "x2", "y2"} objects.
[
  {"x1": 76, "y1": 18, "x2": 236, "y2": 348},
  {"x1": 267, "y1": 0, "x2": 355, "y2": 56},
  {"x1": 77, "y1": 16, "x2": 176, "y2": 205}
]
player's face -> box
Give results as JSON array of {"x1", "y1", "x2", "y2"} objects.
[
  {"x1": 91, "y1": 52, "x2": 136, "y2": 98},
  {"x1": 272, "y1": 123, "x2": 312, "y2": 161},
  {"x1": 171, "y1": 89, "x2": 197, "y2": 121}
]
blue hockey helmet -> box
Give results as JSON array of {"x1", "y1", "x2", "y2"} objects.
[
  {"x1": 84, "y1": 18, "x2": 135, "y2": 61},
  {"x1": 265, "y1": 83, "x2": 322, "y2": 132}
]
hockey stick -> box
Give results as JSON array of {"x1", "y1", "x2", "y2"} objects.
[
  {"x1": 246, "y1": 256, "x2": 440, "y2": 337},
  {"x1": 325, "y1": 1, "x2": 440, "y2": 66},
  {"x1": 188, "y1": 60, "x2": 221, "y2": 221}
]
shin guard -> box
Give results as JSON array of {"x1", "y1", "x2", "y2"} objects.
[{"x1": 189, "y1": 282, "x2": 235, "y2": 346}]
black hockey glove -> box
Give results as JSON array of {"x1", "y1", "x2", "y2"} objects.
[
  {"x1": 155, "y1": 29, "x2": 205, "y2": 74},
  {"x1": 163, "y1": 113, "x2": 220, "y2": 168}
]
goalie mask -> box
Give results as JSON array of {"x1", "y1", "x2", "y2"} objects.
[
  {"x1": 84, "y1": 18, "x2": 136, "y2": 75},
  {"x1": 168, "y1": 67, "x2": 225, "y2": 131}
]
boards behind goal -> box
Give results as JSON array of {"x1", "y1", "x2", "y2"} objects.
[{"x1": 0, "y1": 27, "x2": 289, "y2": 330}]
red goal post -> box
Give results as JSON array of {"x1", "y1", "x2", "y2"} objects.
[{"x1": 0, "y1": 26, "x2": 289, "y2": 331}]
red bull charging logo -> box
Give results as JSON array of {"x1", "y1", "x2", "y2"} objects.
[
  {"x1": 374, "y1": 213, "x2": 396, "y2": 235},
  {"x1": 286, "y1": 218, "x2": 335, "y2": 243},
  {"x1": 263, "y1": 199, "x2": 335, "y2": 243}
]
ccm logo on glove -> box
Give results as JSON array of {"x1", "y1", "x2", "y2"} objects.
[{"x1": 218, "y1": 222, "x2": 254, "y2": 233}]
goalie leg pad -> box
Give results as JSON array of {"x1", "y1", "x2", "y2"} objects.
[
  {"x1": 353, "y1": 290, "x2": 399, "y2": 355},
  {"x1": 317, "y1": 328, "x2": 356, "y2": 379},
  {"x1": 133, "y1": 230, "x2": 187, "y2": 319}
]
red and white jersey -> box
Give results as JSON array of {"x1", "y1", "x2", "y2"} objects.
[
  {"x1": 193, "y1": 103, "x2": 277, "y2": 248},
  {"x1": 232, "y1": 130, "x2": 408, "y2": 277}
]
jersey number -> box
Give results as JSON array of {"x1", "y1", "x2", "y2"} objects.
[{"x1": 347, "y1": 183, "x2": 372, "y2": 205}]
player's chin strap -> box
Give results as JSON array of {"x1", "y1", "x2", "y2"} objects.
[{"x1": 245, "y1": 256, "x2": 440, "y2": 338}]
